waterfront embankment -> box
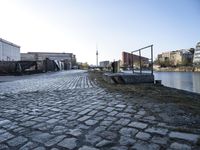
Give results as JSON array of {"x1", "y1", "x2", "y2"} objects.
[
  {"x1": 89, "y1": 71, "x2": 200, "y2": 126},
  {"x1": 154, "y1": 66, "x2": 200, "y2": 72}
]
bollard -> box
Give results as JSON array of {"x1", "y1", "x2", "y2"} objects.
[{"x1": 155, "y1": 80, "x2": 162, "y2": 85}]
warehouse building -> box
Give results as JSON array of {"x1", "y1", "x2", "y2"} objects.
[
  {"x1": 0, "y1": 38, "x2": 20, "y2": 61},
  {"x1": 21, "y1": 52, "x2": 76, "y2": 69}
]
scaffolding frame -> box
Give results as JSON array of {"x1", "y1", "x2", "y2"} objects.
[{"x1": 131, "y1": 45, "x2": 153, "y2": 75}]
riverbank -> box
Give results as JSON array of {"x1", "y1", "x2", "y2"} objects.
[
  {"x1": 89, "y1": 71, "x2": 200, "y2": 129},
  {"x1": 154, "y1": 66, "x2": 200, "y2": 72}
]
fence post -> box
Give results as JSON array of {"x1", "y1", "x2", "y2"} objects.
[
  {"x1": 132, "y1": 53, "x2": 134, "y2": 73},
  {"x1": 151, "y1": 45, "x2": 153, "y2": 75}
]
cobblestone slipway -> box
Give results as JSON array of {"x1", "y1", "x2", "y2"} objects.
[{"x1": 0, "y1": 70, "x2": 199, "y2": 150}]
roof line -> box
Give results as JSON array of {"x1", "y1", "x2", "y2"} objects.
[{"x1": 0, "y1": 38, "x2": 20, "y2": 48}]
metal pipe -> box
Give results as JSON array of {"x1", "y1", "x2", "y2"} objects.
[
  {"x1": 131, "y1": 45, "x2": 153, "y2": 53},
  {"x1": 151, "y1": 45, "x2": 153, "y2": 75},
  {"x1": 131, "y1": 52, "x2": 134, "y2": 73},
  {"x1": 139, "y1": 50, "x2": 142, "y2": 74}
]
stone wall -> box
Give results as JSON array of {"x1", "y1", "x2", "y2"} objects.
[
  {"x1": 121, "y1": 74, "x2": 154, "y2": 84},
  {"x1": 155, "y1": 66, "x2": 200, "y2": 72},
  {"x1": 103, "y1": 72, "x2": 154, "y2": 84}
]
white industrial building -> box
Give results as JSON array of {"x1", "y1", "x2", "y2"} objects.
[
  {"x1": 193, "y1": 42, "x2": 200, "y2": 65},
  {"x1": 0, "y1": 38, "x2": 20, "y2": 61}
]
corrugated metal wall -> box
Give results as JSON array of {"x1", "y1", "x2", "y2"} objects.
[{"x1": 0, "y1": 40, "x2": 20, "y2": 61}]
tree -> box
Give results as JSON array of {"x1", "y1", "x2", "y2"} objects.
[{"x1": 189, "y1": 48, "x2": 195, "y2": 54}]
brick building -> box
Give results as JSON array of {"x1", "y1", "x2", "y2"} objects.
[{"x1": 122, "y1": 51, "x2": 149, "y2": 68}]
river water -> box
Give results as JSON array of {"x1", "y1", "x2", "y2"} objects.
[
  {"x1": 154, "y1": 72, "x2": 200, "y2": 94},
  {"x1": 123, "y1": 70, "x2": 200, "y2": 94}
]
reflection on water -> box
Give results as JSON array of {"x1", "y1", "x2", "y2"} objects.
[
  {"x1": 154, "y1": 72, "x2": 200, "y2": 94},
  {"x1": 122, "y1": 71, "x2": 200, "y2": 93}
]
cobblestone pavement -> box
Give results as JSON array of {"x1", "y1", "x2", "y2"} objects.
[{"x1": 0, "y1": 70, "x2": 199, "y2": 150}]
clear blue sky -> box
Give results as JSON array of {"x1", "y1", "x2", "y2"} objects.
[{"x1": 0, "y1": 0, "x2": 199, "y2": 65}]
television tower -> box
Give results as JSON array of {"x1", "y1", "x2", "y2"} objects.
[{"x1": 96, "y1": 45, "x2": 98, "y2": 66}]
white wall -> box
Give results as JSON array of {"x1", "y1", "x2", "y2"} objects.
[
  {"x1": 0, "y1": 42, "x2": 2, "y2": 60},
  {"x1": 0, "y1": 40, "x2": 20, "y2": 61}
]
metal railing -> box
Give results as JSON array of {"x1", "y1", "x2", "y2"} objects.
[{"x1": 131, "y1": 45, "x2": 153, "y2": 75}]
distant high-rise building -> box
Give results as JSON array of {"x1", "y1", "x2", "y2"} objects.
[
  {"x1": 0, "y1": 38, "x2": 20, "y2": 61},
  {"x1": 193, "y1": 42, "x2": 200, "y2": 65}
]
